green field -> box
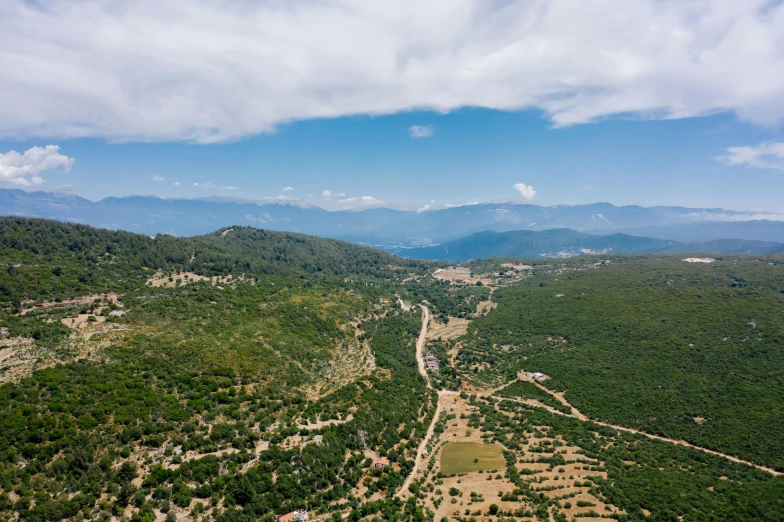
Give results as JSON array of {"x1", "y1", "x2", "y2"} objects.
[{"x1": 439, "y1": 442, "x2": 505, "y2": 474}]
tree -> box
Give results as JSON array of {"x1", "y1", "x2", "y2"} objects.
[{"x1": 489, "y1": 504, "x2": 499, "y2": 515}]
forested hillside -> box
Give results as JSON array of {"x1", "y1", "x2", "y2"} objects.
[
  {"x1": 0, "y1": 218, "x2": 433, "y2": 306},
  {"x1": 455, "y1": 255, "x2": 784, "y2": 470},
  {"x1": 0, "y1": 218, "x2": 449, "y2": 522},
  {"x1": 2, "y1": 218, "x2": 783, "y2": 521}
]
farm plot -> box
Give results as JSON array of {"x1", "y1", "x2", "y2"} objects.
[{"x1": 440, "y1": 442, "x2": 506, "y2": 475}]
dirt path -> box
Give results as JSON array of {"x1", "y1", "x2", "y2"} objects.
[
  {"x1": 499, "y1": 375, "x2": 781, "y2": 477},
  {"x1": 398, "y1": 305, "x2": 457, "y2": 497},
  {"x1": 400, "y1": 389, "x2": 457, "y2": 497},
  {"x1": 415, "y1": 305, "x2": 430, "y2": 385}
]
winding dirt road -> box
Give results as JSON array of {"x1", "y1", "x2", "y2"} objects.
[
  {"x1": 501, "y1": 374, "x2": 781, "y2": 476},
  {"x1": 397, "y1": 299, "x2": 780, "y2": 503},
  {"x1": 398, "y1": 305, "x2": 458, "y2": 497}
]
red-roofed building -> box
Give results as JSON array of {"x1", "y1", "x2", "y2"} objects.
[{"x1": 278, "y1": 510, "x2": 309, "y2": 522}]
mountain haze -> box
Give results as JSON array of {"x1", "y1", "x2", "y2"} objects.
[
  {"x1": 396, "y1": 229, "x2": 784, "y2": 261},
  {"x1": 3, "y1": 189, "x2": 783, "y2": 246}
]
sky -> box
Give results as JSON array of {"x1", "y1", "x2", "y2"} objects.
[{"x1": 1, "y1": 0, "x2": 784, "y2": 212}]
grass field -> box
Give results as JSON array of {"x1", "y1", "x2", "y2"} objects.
[{"x1": 439, "y1": 442, "x2": 505, "y2": 474}]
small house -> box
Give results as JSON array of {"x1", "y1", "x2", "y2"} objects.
[
  {"x1": 278, "y1": 511, "x2": 309, "y2": 522},
  {"x1": 375, "y1": 456, "x2": 390, "y2": 469}
]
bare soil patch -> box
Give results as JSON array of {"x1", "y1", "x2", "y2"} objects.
[
  {"x1": 146, "y1": 271, "x2": 213, "y2": 288},
  {"x1": 433, "y1": 268, "x2": 495, "y2": 286},
  {"x1": 502, "y1": 263, "x2": 533, "y2": 271},
  {"x1": 428, "y1": 317, "x2": 470, "y2": 341}
]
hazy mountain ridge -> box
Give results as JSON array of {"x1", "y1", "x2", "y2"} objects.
[
  {"x1": 396, "y1": 229, "x2": 784, "y2": 261},
  {"x1": 2, "y1": 188, "x2": 783, "y2": 246}
]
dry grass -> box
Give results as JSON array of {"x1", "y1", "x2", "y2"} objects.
[{"x1": 440, "y1": 442, "x2": 505, "y2": 474}]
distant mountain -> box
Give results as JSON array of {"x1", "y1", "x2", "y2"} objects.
[
  {"x1": 2, "y1": 189, "x2": 783, "y2": 246},
  {"x1": 396, "y1": 229, "x2": 784, "y2": 261},
  {"x1": 663, "y1": 238, "x2": 784, "y2": 255},
  {"x1": 614, "y1": 220, "x2": 784, "y2": 244}
]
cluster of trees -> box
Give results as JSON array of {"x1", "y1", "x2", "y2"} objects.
[
  {"x1": 495, "y1": 381, "x2": 571, "y2": 414},
  {"x1": 399, "y1": 278, "x2": 490, "y2": 319}
]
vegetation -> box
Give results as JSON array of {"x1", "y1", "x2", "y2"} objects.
[
  {"x1": 457, "y1": 254, "x2": 784, "y2": 470},
  {"x1": 0, "y1": 218, "x2": 445, "y2": 521},
  {"x1": 2, "y1": 218, "x2": 783, "y2": 520}
]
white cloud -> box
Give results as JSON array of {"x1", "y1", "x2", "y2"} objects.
[
  {"x1": 583, "y1": 185, "x2": 594, "y2": 191},
  {"x1": 151, "y1": 175, "x2": 164, "y2": 182},
  {"x1": 2, "y1": 1, "x2": 783, "y2": 143},
  {"x1": 193, "y1": 182, "x2": 215, "y2": 188},
  {"x1": 418, "y1": 199, "x2": 437, "y2": 212},
  {"x1": 444, "y1": 199, "x2": 480, "y2": 208},
  {"x1": 322, "y1": 190, "x2": 346, "y2": 199},
  {"x1": 173, "y1": 181, "x2": 180, "y2": 186},
  {"x1": 409, "y1": 125, "x2": 434, "y2": 138},
  {"x1": 513, "y1": 183, "x2": 536, "y2": 200},
  {"x1": 719, "y1": 141, "x2": 784, "y2": 171},
  {"x1": 222, "y1": 185, "x2": 237, "y2": 190},
  {"x1": 0, "y1": 145, "x2": 74, "y2": 186},
  {"x1": 335, "y1": 195, "x2": 384, "y2": 209},
  {"x1": 282, "y1": 186, "x2": 294, "y2": 192}
]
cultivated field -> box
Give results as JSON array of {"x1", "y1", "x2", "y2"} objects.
[{"x1": 439, "y1": 442, "x2": 505, "y2": 475}]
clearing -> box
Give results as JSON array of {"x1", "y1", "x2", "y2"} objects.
[{"x1": 439, "y1": 442, "x2": 505, "y2": 475}]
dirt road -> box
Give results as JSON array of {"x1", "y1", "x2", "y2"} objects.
[
  {"x1": 502, "y1": 374, "x2": 781, "y2": 477},
  {"x1": 415, "y1": 305, "x2": 430, "y2": 385},
  {"x1": 399, "y1": 389, "x2": 456, "y2": 496},
  {"x1": 399, "y1": 305, "x2": 459, "y2": 497}
]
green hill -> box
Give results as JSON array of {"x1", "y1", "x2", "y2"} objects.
[{"x1": 0, "y1": 218, "x2": 446, "y2": 522}]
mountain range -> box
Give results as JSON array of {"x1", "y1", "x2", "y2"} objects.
[
  {"x1": 397, "y1": 229, "x2": 784, "y2": 261},
  {"x1": 3, "y1": 188, "x2": 784, "y2": 253}
]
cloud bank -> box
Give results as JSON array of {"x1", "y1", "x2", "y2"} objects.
[
  {"x1": 0, "y1": 145, "x2": 74, "y2": 186},
  {"x1": 334, "y1": 195, "x2": 384, "y2": 210},
  {"x1": 322, "y1": 190, "x2": 346, "y2": 199},
  {"x1": 2, "y1": 1, "x2": 783, "y2": 143}
]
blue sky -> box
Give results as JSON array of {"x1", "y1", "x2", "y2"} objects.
[
  {"x1": 2, "y1": 109, "x2": 783, "y2": 212},
  {"x1": 1, "y1": 1, "x2": 783, "y2": 213}
]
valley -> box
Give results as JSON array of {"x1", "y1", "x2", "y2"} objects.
[{"x1": 0, "y1": 218, "x2": 782, "y2": 521}]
